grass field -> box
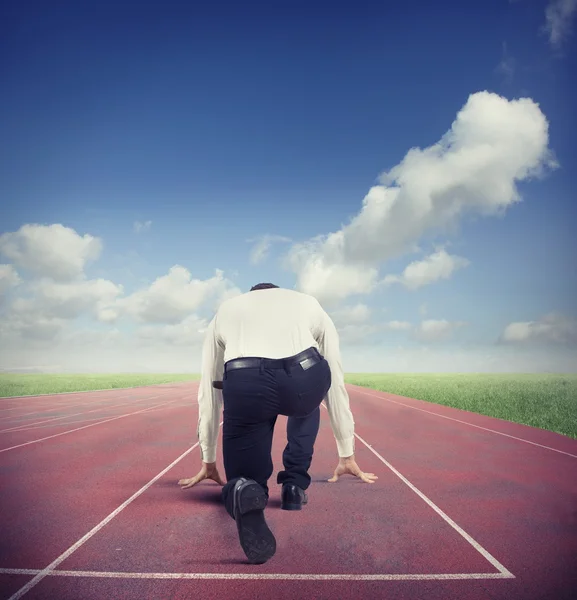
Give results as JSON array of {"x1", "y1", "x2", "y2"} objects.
[
  {"x1": 1, "y1": 372, "x2": 575, "y2": 440},
  {"x1": 0, "y1": 373, "x2": 199, "y2": 398},
  {"x1": 345, "y1": 373, "x2": 577, "y2": 440}
]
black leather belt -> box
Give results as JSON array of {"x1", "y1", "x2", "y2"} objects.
[{"x1": 224, "y1": 346, "x2": 322, "y2": 374}]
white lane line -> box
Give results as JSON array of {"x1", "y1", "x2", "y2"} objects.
[
  {"x1": 0, "y1": 400, "x2": 88, "y2": 414},
  {"x1": 0, "y1": 567, "x2": 513, "y2": 581},
  {"x1": 0, "y1": 390, "x2": 161, "y2": 421},
  {"x1": 352, "y1": 387, "x2": 577, "y2": 459},
  {"x1": 321, "y1": 402, "x2": 515, "y2": 579},
  {"x1": 6, "y1": 422, "x2": 222, "y2": 600},
  {"x1": 0, "y1": 391, "x2": 176, "y2": 433},
  {"x1": 9, "y1": 415, "x2": 124, "y2": 433},
  {"x1": 0, "y1": 399, "x2": 106, "y2": 418},
  {"x1": 0, "y1": 397, "x2": 188, "y2": 454},
  {"x1": 10, "y1": 403, "x2": 192, "y2": 433}
]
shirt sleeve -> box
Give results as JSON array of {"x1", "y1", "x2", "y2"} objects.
[
  {"x1": 313, "y1": 303, "x2": 356, "y2": 458},
  {"x1": 196, "y1": 315, "x2": 224, "y2": 463}
]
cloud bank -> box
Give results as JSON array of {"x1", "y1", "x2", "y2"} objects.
[
  {"x1": 286, "y1": 91, "x2": 556, "y2": 305},
  {"x1": 0, "y1": 224, "x2": 241, "y2": 366}
]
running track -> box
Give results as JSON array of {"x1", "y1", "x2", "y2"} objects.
[{"x1": 0, "y1": 382, "x2": 576, "y2": 600}]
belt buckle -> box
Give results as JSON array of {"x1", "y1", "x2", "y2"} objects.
[{"x1": 299, "y1": 357, "x2": 315, "y2": 371}]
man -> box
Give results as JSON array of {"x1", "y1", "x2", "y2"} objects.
[{"x1": 178, "y1": 283, "x2": 377, "y2": 564}]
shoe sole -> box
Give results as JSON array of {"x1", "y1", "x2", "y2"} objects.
[{"x1": 234, "y1": 482, "x2": 276, "y2": 564}]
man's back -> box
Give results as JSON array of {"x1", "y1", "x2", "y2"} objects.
[
  {"x1": 195, "y1": 282, "x2": 358, "y2": 484},
  {"x1": 215, "y1": 287, "x2": 321, "y2": 362}
]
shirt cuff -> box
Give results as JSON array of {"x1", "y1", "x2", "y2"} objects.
[
  {"x1": 335, "y1": 435, "x2": 355, "y2": 458},
  {"x1": 200, "y1": 443, "x2": 217, "y2": 464}
]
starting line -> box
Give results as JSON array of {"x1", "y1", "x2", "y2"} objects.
[{"x1": 0, "y1": 567, "x2": 514, "y2": 581}]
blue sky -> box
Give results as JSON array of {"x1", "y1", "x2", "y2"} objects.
[{"x1": 0, "y1": 0, "x2": 576, "y2": 372}]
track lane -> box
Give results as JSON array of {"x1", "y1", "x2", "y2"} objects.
[
  {"x1": 0, "y1": 396, "x2": 188, "y2": 453},
  {"x1": 345, "y1": 386, "x2": 577, "y2": 600},
  {"x1": 0, "y1": 390, "x2": 181, "y2": 432},
  {"x1": 0, "y1": 397, "x2": 196, "y2": 572}
]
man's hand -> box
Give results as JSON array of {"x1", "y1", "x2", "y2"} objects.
[
  {"x1": 328, "y1": 455, "x2": 378, "y2": 484},
  {"x1": 178, "y1": 462, "x2": 225, "y2": 489}
]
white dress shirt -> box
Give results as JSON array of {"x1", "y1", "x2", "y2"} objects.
[{"x1": 196, "y1": 287, "x2": 355, "y2": 463}]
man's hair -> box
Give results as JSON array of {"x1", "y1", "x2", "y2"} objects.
[{"x1": 250, "y1": 283, "x2": 279, "y2": 291}]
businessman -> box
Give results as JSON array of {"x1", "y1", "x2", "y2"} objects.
[{"x1": 178, "y1": 283, "x2": 377, "y2": 564}]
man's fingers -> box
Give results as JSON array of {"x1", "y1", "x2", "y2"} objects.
[
  {"x1": 359, "y1": 472, "x2": 378, "y2": 483},
  {"x1": 346, "y1": 465, "x2": 379, "y2": 483},
  {"x1": 178, "y1": 477, "x2": 194, "y2": 486},
  {"x1": 179, "y1": 478, "x2": 198, "y2": 489},
  {"x1": 179, "y1": 474, "x2": 204, "y2": 489},
  {"x1": 327, "y1": 468, "x2": 342, "y2": 483}
]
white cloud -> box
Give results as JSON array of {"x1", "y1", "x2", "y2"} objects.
[
  {"x1": 248, "y1": 234, "x2": 291, "y2": 264},
  {"x1": 383, "y1": 249, "x2": 470, "y2": 290},
  {"x1": 326, "y1": 303, "x2": 413, "y2": 345},
  {"x1": 327, "y1": 303, "x2": 373, "y2": 345},
  {"x1": 544, "y1": 0, "x2": 577, "y2": 49},
  {"x1": 330, "y1": 303, "x2": 371, "y2": 326},
  {"x1": 286, "y1": 91, "x2": 556, "y2": 305},
  {"x1": 0, "y1": 264, "x2": 21, "y2": 294},
  {"x1": 286, "y1": 241, "x2": 378, "y2": 305},
  {"x1": 0, "y1": 224, "x2": 102, "y2": 282},
  {"x1": 108, "y1": 266, "x2": 239, "y2": 324},
  {"x1": 32, "y1": 278, "x2": 123, "y2": 321},
  {"x1": 0, "y1": 314, "x2": 68, "y2": 342},
  {"x1": 414, "y1": 319, "x2": 467, "y2": 342},
  {"x1": 327, "y1": 304, "x2": 414, "y2": 344},
  {"x1": 213, "y1": 285, "x2": 243, "y2": 310},
  {"x1": 385, "y1": 320, "x2": 412, "y2": 331},
  {"x1": 500, "y1": 313, "x2": 577, "y2": 345},
  {"x1": 0, "y1": 223, "x2": 240, "y2": 358},
  {"x1": 495, "y1": 42, "x2": 515, "y2": 83},
  {"x1": 0, "y1": 223, "x2": 122, "y2": 340},
  {"x1": 137, "y1": 314, "x2": 209, "y2": 346},
  {"x1": 134, "y1": 220, "x2": 152, "y2": 233},
  {"x1": 1, "y1": 277, "x2": 123, "y2": 341}
]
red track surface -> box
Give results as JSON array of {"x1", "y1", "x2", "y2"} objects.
[{"x1": 1, "y1": 382, "x2": 576, "y2": 599}]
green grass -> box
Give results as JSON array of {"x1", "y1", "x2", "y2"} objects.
[
  {"x1": 344, "y1": 373, "x2": 577, "y2": 440},
  {"x1": 0, "y1": 373, "x2": 199, "y2": 398}
]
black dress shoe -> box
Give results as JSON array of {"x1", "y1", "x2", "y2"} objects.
[
  {"x1": 281, "y1": 483, "x2": 308, "y2": 511},
  {"x1": 232, "y1": 478, "x2": 276, "y2": 564}
]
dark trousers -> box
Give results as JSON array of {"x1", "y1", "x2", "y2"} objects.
[{"x1": 220, "y1": 349, "x2": 332, "y2": 519}]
